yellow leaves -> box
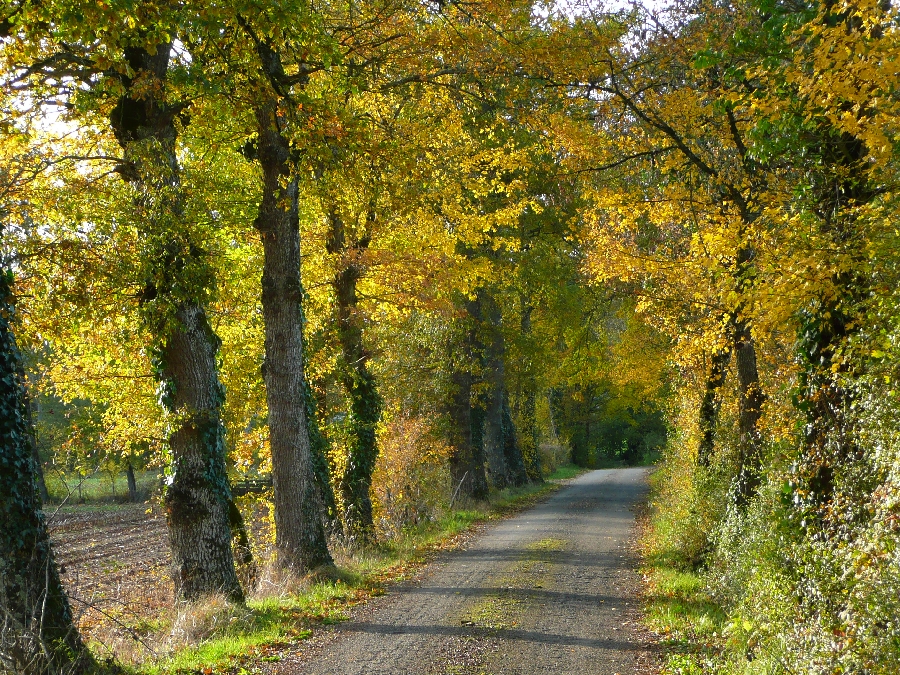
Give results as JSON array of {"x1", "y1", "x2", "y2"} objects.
[{"x1": 371, "y1": 415, "x2": 451, "y2": 538}]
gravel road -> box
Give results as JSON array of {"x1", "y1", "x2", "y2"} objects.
[{"x1": 286, "y1": 467, "x2": 654, "y2": 675}]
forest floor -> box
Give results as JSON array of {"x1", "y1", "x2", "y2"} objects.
[{"x1": 277, "y1": 468, "x2": 658, "y2": 675}]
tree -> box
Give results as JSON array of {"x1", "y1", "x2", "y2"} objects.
[
  {"x1": 3, "y1": 5, "x2": 248, "y2": 601},
  {"x1": 234, "y1": 12, "x2": 337, "y2": 570},
  {"x1": 0, "y1": 268, "x2": 91, "y2": 673},
  {"x1": 108, "y1": 39, "x2": 246, "y2": 601}
]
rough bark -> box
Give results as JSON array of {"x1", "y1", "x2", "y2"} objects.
[
  {"x1": 110, "y1": 43, "x2": 243, "y2": 602},
  {"x1": 20, "y1": 376, "x2": 50, "y2": 502},
  {"x1": 160, "y1": 305, "x2": 245, "y2": 601},
  {"x1": 729, "y1": 238, "x2": 766, "y2": 506},
  {"x1": 519, "y1": 302, "x2": 542, "y2": 482},
  {"x1": 447, "y1": 317, "x2": 489, "y2": 501},
  {"x1": 696, "y1": 345, "x2": 731, "y2": 468},
  {"x1": 254, "y1": 97, "x2": 333, "y2": 572},
  {"x1": 0, "y1": 271, "x2": 92, "y2": 674},
  {"x1": 479, "y1": 291, "x2": 528, "y2": 488},
  {"x1": 733, "y1": 316, "x2": 765, "y2": 507},
  {"x1": 500, "y1": 393, "x2": 528, "y2": 485},
  {"x1": 326, "y1": 209, "x2": 381, "y2": 543}
]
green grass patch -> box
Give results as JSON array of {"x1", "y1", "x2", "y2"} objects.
[
  {"x1": 141, "y1": 587, "x2": 355, "y2": 675},
  {"x1": 45, "y1": 470, "x2": 160, "y2": 504},
  {"x1": 641, "y1": 487, "x2": 728, "y2": 675},
  {"x1": 644, "y1": 566, "x2": 724, "y2": 640},
  {"x1": 459, "y1": 593, "x2": 520, "y2": 631},
  {"x1": 642, "y1": 563, "x2": 726, "y2": 675},
  {"x1": 525, "y1": 538, "x2": 567, "y2": 552},
  {"x1": 545, "y1": 463, "x2": 589, "y2": 481}
]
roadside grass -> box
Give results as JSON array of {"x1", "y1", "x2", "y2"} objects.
[
  {"x1": 544, "y1": 464, "x2": 586, "y2": 480},
  {"x1": 640, "y1": 472, "x2": 727, "y2": 674},
  {"x1": 125, "y1": 466, "x2": 586, "y2": 674}
]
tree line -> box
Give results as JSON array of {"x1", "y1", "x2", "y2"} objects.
[
  {"x1": 2, "y1": 0, "x2": 897, "y2": 672},
  {"x1": 0, "y1": 0, "x2": 665, "y2": 671}
]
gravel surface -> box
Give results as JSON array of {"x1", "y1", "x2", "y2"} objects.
[{"x1": 283, "y1": 467, "x2": 655, "y2": 675}]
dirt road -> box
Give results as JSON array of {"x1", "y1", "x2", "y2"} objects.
[{"x1": 287, "y1": 467, "x2": 654, "y2": 675}]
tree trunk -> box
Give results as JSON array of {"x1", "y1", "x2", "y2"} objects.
[
  {"x1": 19, "y1": 374, "x2": 50, "y2": 502},
  {"x1": 160, "y1": 305, "x2": 246, "y2": 601},
  {"x1": 110, "y1": 43, "x2": 243, "y2": 602},
  {"x1": 733, "y1": 317, "x2": 765, "y2": 507},
  {"x1": 0, "y1": 271, "x2": 92, "y2": 674},
  {"x1": 326, "y1": 209, "x2": 382, "y2": 543},
  {"x1": 696, "y1": 345, "x2": 731, "y2": 468},
  {"x1": 127, "y1": 461, "x2": 138, "y2": 502},
  {"x1": 519, "y1": 301, "x2": 542, "y2": 482},
  {"x1": 796, "y1": 276, "x2": 862, "y2": 516},
  {"x1": 481, "y1": 383, "x2": 510, "y2": 489},
  {"x1": 447, "y1": 315, "x2": 489, "y2": 501},
  {"x1": 793, "y1": 130, "x2": 872, "y2": 520},
  {"x1": 501, "y1": 393, "x2": 528, "y2": 485},
  {"x1": 254, "y1": 98, "x2": 333, "y2": 572},
  {"x1": 479, "y1": 291, "x2": 528, "y2": 488},
  {"x1": 469, "y1": 292, "x2": 507, "y2": 488}
]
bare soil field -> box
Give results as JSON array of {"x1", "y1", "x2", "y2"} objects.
[{"x1": 48, "y1": 504, "x2": 173, "y2": 657}]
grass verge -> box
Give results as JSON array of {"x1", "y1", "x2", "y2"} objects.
[
  {"x1": 639, "y1": 472, "x2": 726, "y2": 674},
  {"x1": 130, "y1": 465, "x2": 587, "y2": 674}
]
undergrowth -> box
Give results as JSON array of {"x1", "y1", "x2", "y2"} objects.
[
  {"x1": 641, "y1": 465, "x2": 727, "y2": 675},
  {"x1": 642, "y1": 390, "x2": 900, "y2": 675}
]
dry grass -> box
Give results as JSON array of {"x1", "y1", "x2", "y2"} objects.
[{"x1": 167, "y1": 595, "x2": 255, "y2": 648}]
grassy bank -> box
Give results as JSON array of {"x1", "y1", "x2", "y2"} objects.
[
  {"x1": 126, "y1": 465, "x2": 586, "y2": 674},
  {"x1": 638, "y1": 466, "x2": 727, "y2": 675}
]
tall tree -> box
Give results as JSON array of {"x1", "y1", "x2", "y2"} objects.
[
  {"x1": 325, "y1": 205, "x2": 382, "y2": 542},
  {"x1": 236, "y1": 19, "x2": 336, "y2": 570},
  {"x1": 108, "y1": 40, "x2": 245, "y2": 601},
  {"x1": 3, "y1": 3, "x2": 252, "y2": 600},
  {"x1": 0, "y1": 267, "x2": 92, "y2": 673}
]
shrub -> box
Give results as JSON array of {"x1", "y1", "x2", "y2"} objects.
[{"x1": 371, "y1": 415, "x2": 451, "y2": 538}]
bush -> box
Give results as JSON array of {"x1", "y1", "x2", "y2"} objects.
[{"x1": 371, "y1": 415, "x2": 451, "y2": 538}]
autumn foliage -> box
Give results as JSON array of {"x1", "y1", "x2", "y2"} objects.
[{"x1": 1, "y1": 0, "x2": 898, "y2": 671}]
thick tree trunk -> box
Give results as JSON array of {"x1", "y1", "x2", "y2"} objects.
[
  {"x1": 326, "y1": 210, "x2": 381, "y2": 543},
  {"x1": 0, "y1": 272, "x2": 92, "y2": 674},
  {"x1": 160, "y1": 305, "x2": 245, "y2": 601},
  {"x1": 696, "y1": 345, "x2": 731, "y2": 468},
  {"x1": 19, "y1": 376, "x2": 50, "y2": 502},
  {"x1": 796, "y1": 277, "x2": 861, "y2": 514},
  {"x1": 480, "y1": 291, "x2": 528, "y2": 488},
  {"x1": 793, "y1": 132, "x2": 871, "y2": 520},
  {"x1": 447, "y1": 316, "x2": 489, "y2": 501},
  {"x1": 519, "y1": 302, "x2": 542, "y2": 482},
  {"x1": 481, "y1": 387, "x2": 510, "y2": 489},
  {"x1": 111, "y1": 43, "x2": 243, "y2": 602},
  {"x1": 501, "y1": 394, "x2": 528, "y2": 485},
  {"x1": 733, "y1": 317, "x2": 765, "y2": 507},
  {"x1": 254, "y1": 99, "x2": 333, "y2": 572}
]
